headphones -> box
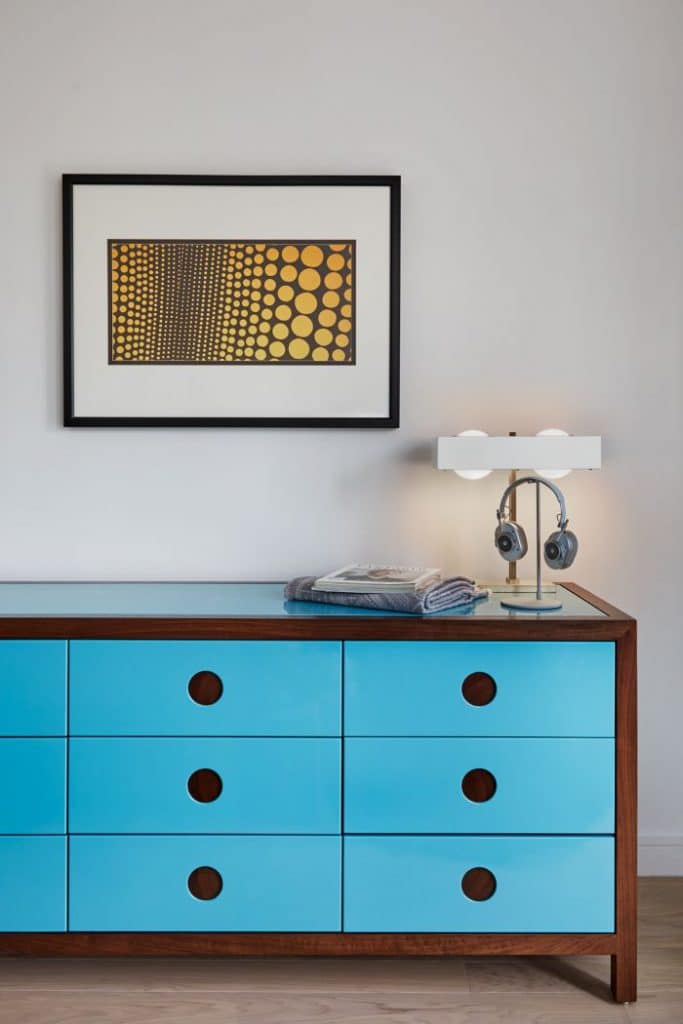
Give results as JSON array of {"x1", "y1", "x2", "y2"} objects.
[{"x1": 494, "y1": 475, "x2": 579, "y2": 570}]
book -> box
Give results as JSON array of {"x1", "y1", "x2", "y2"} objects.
[{"x1": 312, "y1": 564, "x2": 441, "y2": 595}]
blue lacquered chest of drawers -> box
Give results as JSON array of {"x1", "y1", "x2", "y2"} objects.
[{"x1": 0, "y1": 582, "x2": 637, "y2": 1002}]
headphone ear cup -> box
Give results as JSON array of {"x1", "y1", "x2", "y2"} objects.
[
  {"x1": 544, "y1": 529, "x2": 579, "y2": 569},
  {"x1": 494, "y1": 521, "x2": 528, "y2": 561}
]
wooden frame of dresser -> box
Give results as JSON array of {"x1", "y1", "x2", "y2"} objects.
[{"x1": 0, "y1": 583, "x2": 637, "y2": 1004}]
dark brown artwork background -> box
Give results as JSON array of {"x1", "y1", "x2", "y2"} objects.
[{"x1": 109, "y1": 240, "x2": 356, "y2": 365}]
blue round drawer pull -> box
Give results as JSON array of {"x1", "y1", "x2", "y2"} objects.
[
  {"x1": 461, "y1": 672, "x2": 497, "y2": 706},
  {"x1": 188, "y1": 866, "x2": 223, "y2": 900},
  {"x1": 461, "y1": 867, "x2": 496, "y2": 901},
  {"x1": 187, "y1": 768, "x2": 223, "y2": 803},
  {"x1": 188, "y1": 671, "x2": 223, "y2": 705},
  {"x1": 461, "y1": 768, "x2": 497, "y2": 803}
]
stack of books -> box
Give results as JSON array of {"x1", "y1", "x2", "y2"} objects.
[{"x1": 312, "y1": 564, "x2": 441, "y2": 595}]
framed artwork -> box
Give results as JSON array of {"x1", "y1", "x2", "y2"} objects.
[{"x1": 63, "y1": 174, "x2": 400, "y2": 427}]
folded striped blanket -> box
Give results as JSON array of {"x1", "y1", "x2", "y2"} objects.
[{"x1": 283, "y1": 576, "x2": 489, "y2": 615}]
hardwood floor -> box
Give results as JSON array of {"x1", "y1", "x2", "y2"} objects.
[{"x1": 0, "y1": 878, "x2": 680, "y2": 1023}]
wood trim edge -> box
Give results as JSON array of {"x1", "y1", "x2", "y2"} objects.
[{"x1": 0, "y1": 932, "x2": 617, "y2": 957}]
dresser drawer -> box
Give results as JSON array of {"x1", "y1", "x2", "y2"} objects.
[
  {"x1": 345, "y1": 642, "x2": 614, "y2": 736},
  {"x1": 70, "y1": 738, "x2": 340, "y2": 834},
  {"x1": 70, "y1": 835, "x2": 341, "y2": 931},
  {"x1": 0, "y1": 740, "x2": 66, "y2": 834},
  {"x1": 344, "y1": 836, "x2": 614, "y2": 932},
  {"x1": 0, "y1": 641, "x2": 67, "y2": 736},
  {"x1": 70, "y1": 641, "x2": 340, "y2": 736},
  {"x1": 345, "y1": 737, "x2": 614, "y2": 834},
  {"x1": 0, "y1": 837, "x2": 66, "y2": 931}
]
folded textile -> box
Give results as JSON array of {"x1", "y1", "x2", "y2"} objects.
[{"x1": 284, "y1": 576, "x2": 489, "y2": 615}]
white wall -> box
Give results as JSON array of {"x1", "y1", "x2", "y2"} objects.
[{"x1": 1, "y1": 0, "x2": 682, "y2": 871}]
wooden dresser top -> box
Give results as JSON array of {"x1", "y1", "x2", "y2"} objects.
[{"x1": 0, "y1": 582, "x2": 633, "y2": 641}]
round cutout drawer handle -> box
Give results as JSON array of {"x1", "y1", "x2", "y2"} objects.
[
  {"x1": 188, "y1": 866, "x2": 223, "y2": 900},
  {"x1": 461, "y1": 768, "x2": 497, "y2": 803},
  {"x1": 187, "y1": 768, "x2": 223, "y2": 803},
  {"x1": 461, "y1": 672, "x2": 497, "y2": 706},
  {"x1": 188, "y1": 670, "x2": 223, "y2": 705},
  {"x1": 461, "y1": 867, "x2": 496, "y2": 901}
]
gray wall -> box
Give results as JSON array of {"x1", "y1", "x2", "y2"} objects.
[{"x1": 1, "y1": 0, "x2": 682, "y2": 870}]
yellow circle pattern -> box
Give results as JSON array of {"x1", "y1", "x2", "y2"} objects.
[{"x1": 109, "y1": 240, "x2": 353, "y2": 365}]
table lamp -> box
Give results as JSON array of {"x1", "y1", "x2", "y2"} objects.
[{"x1": 436, "y1": 429, "x2": 602, "y2": 591}]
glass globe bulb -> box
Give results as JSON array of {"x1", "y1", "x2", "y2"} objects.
[
  {"x1": 534, "y1": 428, "x2": 571, "y2": 479},
  {"x1": 454, "y1": 429, "x2": 493, "y2": 480}
]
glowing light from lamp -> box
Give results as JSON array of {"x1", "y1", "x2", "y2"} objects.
[
  {"x1": 454, "y1": 430, "x2": 493, "y2": 480},
  {"x1": 534, "y1": 428, "x2": 571, "y2": 479}
]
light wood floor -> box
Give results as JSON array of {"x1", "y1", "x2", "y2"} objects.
[{"x1": 0, "y1": 879, "x2": 680, "y2": 1023}]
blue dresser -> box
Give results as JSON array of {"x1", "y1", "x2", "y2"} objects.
[{"x1": 0, "y1": 582, "x2": 636, "y2": 1003}]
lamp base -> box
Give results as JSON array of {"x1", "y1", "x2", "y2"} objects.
[{"x1": 501, "y1": 595, "x2": 563, "y2": 612}]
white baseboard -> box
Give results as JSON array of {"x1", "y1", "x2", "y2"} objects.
[{"x1": 638, "y1": 836, "x2": 683, "y2": 875}]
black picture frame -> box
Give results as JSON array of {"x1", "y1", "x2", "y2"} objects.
[{"x1": 63, "y1": 174, "x2": 400, "y2": 428}]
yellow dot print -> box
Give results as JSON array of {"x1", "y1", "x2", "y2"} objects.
[
  {"x1": 265, "y1": 263, "x2": 277, "y2": 276},
  {"x1": 281, "y1": 264, "x2": 297, "y2": 283},
  {"x1": 295, "y1": 292, "x2": 317, "y2": 315},
  {"x1": 289, "y1": 338, "x2": 310, "y2": 360},
  {"x1": 272, "y1": 322, "x2": 289, "y2": 340},
  {"x1": 256, "y1": 334, "x2": 269, "y2": 347},
  {"x1": 282, "y1": 245, "x2": 299, "y2": 263},
  {"x1": 301, "y1": 245, "x2": 323, "y2": 268},
  {"x1": 298, "y1": 268, "x2": 320, "y2": 291},
  {"x1": 332, "y1": 349, "x2": 346, "y2": 362},
  {"x1": 344, "y1": 288, "x2": 352, "y2": 301},
  {"x1": 266, "y1": 247, "x2": 279, "y2": 261},
  {"x1": 318, "y1": 309, "x2": 336, "y2": 327},
  {"x1": 291, "y1": 315, "x2": 313, "y2": 337},
  {"x1": 278, "y1": 285, "x2": 294, "y2": 302},
  {"x1": 323, "y1": 291, "x2": 340, "y2": 308},
  {"x1": 335, "y1": 334, "x2": 349, "y2": 348},
  {"x1": 324, "y1": 272, "x2": 343, "y2": 289},
  {"x1": 338, "y1": 318, "x2": 351, "y2": 332},
  {"x1": 327, "y1": 253, "x2": 344, "y2": 271},
  {"x1": 312, "y1": 347, "x2": 330, "y2": 362},
  {"x1": 255, "y1": 349, "x2": 267, "y2": 361},
  {"x1": 269, "y1": 341, "x2": 286, "y2": 358},
  {"x1": 264, "y1": 278, "x2": 277, "y2": 291},
  {"x1": 314, "y1": 328, "x2": 333, "y2": 346},
  {"x1": 275, "y1": 304, "x2": 292, "y2": 321},
  {"x1": 341, "y1": 304, "x2": 352, "y2": 317}
]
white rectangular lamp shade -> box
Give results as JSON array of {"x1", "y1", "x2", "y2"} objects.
[{"x1": 436, "y1": 435, "x2": 602, "y2": 472}]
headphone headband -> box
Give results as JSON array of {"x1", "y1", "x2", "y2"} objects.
[{"x1": 496, "y1": 475, "x2": 569, "y2": 529}]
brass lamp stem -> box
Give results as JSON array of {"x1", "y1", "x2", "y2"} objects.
[{"x1": 506, "y1": 431, "x2": 518, "y2": 585}]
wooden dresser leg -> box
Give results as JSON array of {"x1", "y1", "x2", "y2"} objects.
[
  {"x1": 611, "y1": 949, "x2": 637, "y2": 1003},
  {"x1": 611, "y1": 623, "x2": 638, "y2": 1004}
]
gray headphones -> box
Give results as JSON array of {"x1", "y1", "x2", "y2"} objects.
[{"x1": 495, "y1": 475, "x2": 579, "y2": 570}]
